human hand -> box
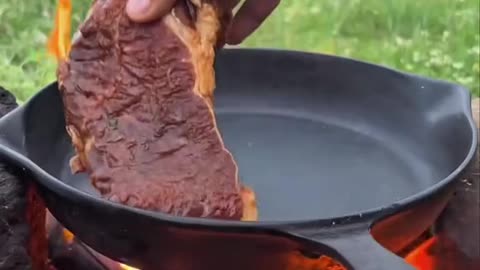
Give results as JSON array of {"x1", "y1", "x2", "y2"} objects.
[{"x1": 126, "y1": 0, "x2": 280, "y2": 45}]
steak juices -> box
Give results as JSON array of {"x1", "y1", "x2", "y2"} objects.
[{"x1": 57, "y1": 0, "x2": 257, "y2": 221}]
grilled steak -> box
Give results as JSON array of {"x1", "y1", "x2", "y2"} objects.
[{"x1": 57, "y1": 0, "x2": 257, "y2": 221}]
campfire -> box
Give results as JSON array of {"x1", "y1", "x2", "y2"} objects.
[
  {"x1": 43, "y1": 214, "x2": 479, "y2": 270},
  {"x1": 42, "y1": 209, "x2": 480, "y2": 270}
]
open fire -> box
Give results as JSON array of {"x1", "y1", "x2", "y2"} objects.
[
  {"x1": 48, "y1": 217, "x2": 478, "y2": 270},
  {"x1": 405, "y1": 236, "x2": 480, "y2": 270},
  {"x1": 47, "y1": 212, "x2": 139, "y2": 270},
  {"x1": 406, "y1": 237, "x2": 440, "y2": 270},
  {"x1": 49, "y1": 217, "x2": 347, "y2": 270},
  {"x1": 47, "y1": 218, "x2": 478, "y2": 270}
]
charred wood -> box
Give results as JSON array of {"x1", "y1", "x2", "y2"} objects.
[{"x1": 0, "y1": 86, "x2": 49, "y2": 270}]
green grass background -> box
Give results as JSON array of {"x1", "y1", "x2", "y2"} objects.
[{"x1": 1, "y1": 0, "x2": 479, "y2": 102}]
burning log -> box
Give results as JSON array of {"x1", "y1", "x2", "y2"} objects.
[{"x1": 0, "y1": 86, "x2": 49, "y2": 270}]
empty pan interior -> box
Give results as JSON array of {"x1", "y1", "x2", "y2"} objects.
[{"x1": 22, "y1": 49, "x2": 473, "y2": 222}]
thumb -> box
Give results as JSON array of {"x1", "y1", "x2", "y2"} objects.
[{"x1": 126, "y1": 0, "x2": 176, "y2": 23}]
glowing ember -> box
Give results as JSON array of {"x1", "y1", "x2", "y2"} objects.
[
  {"x1": 61, "y1": 228, "x2": 74, "y2": 244},
  {"x1": 47, "y1": 0, "x2": 72, "y2": 61},
  {"x1": 120, "y1": 263, "x2": 140, "y2": 270},
  {"x1": 405, "y1": 237, "x2": 437, "y2": 270},
  {"x1": 286, "y1": 252, "x2": 346, "y2": 270},
  {"x1": 404, "y1": 235, "x2": 479, "y2": 270}
]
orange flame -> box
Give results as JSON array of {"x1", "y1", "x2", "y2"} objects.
[
  {"x1": 62, "y1": 228, "x2": 140, "y2": 269},
  {"x1": 405, "y1": 237, "x2": 437, "y2": 270},
  {"x1": 286, "y1": 253, "x2": 346, "y2": 270},
  {"x1": 120, "y1": 263, "x2": 141, "y2": 270},
  {"x1": 62, "y1": 228, "x2": 75, "y2": 244},
  {"x1": 47, "y1": 0, "x2": 72, "y2": 61}
]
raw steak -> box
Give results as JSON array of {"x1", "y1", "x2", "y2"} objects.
[{"x1": 57, "y1": 0, "x2": 257, "y2": 221}]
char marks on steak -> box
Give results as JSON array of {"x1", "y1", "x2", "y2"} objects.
[{"x1": 58, "y1": 0, "x2": 257, "y2": 221}]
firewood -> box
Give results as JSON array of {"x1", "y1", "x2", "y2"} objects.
[{"x1": 0, "y1": 86, "x2": 49, "y2": 270}]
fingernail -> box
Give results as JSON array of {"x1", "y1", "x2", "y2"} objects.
[{"x1": 126, "y1": 0, "x2": 151, "y2": 16}]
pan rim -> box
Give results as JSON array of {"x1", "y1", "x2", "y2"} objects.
[{"x1": 0, "y1": 48, "x2": 477, "y2": 231}]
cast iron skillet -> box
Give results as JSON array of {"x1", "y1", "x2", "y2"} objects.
[{"x1": 0, "y1": 49, "x2": 477, "y2": 270}]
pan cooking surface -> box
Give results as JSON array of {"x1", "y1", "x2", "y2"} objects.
[
  {"x1": 57, "y1": 111, "x2": 432, "y2": 222},
  {"x1": 218, "y1": 113, "x2": 430, "y2": 221}
]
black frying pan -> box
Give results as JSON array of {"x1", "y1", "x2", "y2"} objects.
[{"x1": 0, "y1": 49, "x2": 477, "y2": 270}]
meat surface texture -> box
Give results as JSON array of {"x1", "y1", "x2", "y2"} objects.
[{"x1": 58, "y1": 0, "x2": 257, "y2": 221}]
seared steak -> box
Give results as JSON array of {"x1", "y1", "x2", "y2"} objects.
[{"x1": 58, "y1": 0, "x2": 257, "y2": 221}]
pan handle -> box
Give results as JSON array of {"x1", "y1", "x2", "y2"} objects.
[{"x1": 284, "y1": 223, "x2": 415, "y2": 270}]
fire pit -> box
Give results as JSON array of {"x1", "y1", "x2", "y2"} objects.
[
  {"x1": 45, "y1": 175, "x2": 480, "y2": 270},
  {"x1": 1, "y1": 86, "x2": 478, "y2": 270}
]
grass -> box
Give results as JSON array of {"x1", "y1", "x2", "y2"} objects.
[{"x1": 0, "y1": 0, "x2": 479, "y2": 102}]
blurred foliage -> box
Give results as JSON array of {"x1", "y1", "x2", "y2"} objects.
[{"x1": 0, "y1": 0, "x2": 478, "y2": 102}]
